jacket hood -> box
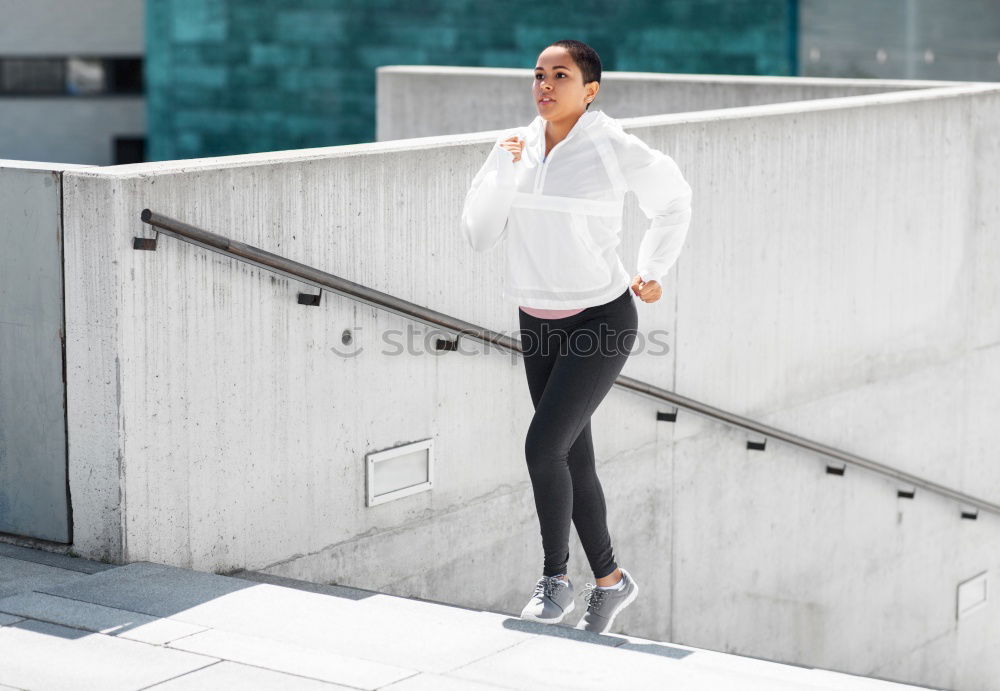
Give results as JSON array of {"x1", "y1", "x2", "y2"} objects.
[{"x1": 520, "y1": 109, "x2": 613, "y2": 163}]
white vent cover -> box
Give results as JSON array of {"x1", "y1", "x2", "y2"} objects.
[
  {"x1": 956, "y1": 571, "x2": 988, "y2": 620},
  {"x1": 365, "y1": 438, "x2": 434, "y2": 507}
]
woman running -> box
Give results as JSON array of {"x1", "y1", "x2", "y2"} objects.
[{"x1": 460, "y1": 39, "x2": 693, "y2": 634}]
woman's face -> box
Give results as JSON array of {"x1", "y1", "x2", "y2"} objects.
[{"x1": 533, "y1": 46, "x2": 598, "y2": 122}]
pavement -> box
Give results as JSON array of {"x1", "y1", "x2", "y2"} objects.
[{"x1": 0, "y1": 542, "x2": 942, "y2": 690}]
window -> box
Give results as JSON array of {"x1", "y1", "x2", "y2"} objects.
[
  {"x1": 1, "y1": 58, "x2": 64, "y2": 93},
  {"x1": 113, "y1": 136, "x2": 146, "y2": 164},
  {"x1": 107, "y1": 58, "x2": 143, "y2": 93},
  {"x1": 68, "y1": 57, "x2": 105, "y2": 94},
  {"x1": 0, "y1": 56, "x2": 143, "y2": 95}
]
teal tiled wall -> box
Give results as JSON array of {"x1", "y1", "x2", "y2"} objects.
[{"x1": 146, "y1": 0, "x2": 797, "y2": 161}]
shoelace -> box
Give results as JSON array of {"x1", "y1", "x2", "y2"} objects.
[
  {"x1": 580, "y1": 582, "x2": 607, "y2": 610},
  {"x1": 533, "y1": 575, "x2": 568, "y2": 599}
]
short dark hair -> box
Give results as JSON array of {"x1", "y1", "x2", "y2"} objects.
[{"x1": 546, "y1": 39, "x2": 602, "y2": 110}]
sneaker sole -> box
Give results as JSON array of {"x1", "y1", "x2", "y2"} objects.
[
  {"x1": 582, "y1": 577, "x2": 639, "y2": 634},
  {"x1": 520, "y1": 597, "x2": 576, "y2": 624}
]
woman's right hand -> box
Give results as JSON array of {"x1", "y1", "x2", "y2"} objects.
[{"x1": 498, "y1": 136, "x2": 525, "y2": 162}]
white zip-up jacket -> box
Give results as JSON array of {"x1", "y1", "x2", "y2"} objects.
[{"x1": 460, "y1": 108, "x2": 693, "y2": 309}]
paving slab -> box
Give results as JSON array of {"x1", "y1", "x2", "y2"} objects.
[
  {"x1": 613, "y1": 632, "x2": 923, "y2": 690},
  {"x1": 166, "y1": 627, "x2": 417, "y2": 689},
  {"x1": 40, "y1": 562, "x2": 546, "y2": 674},
  {"x1": 0, "y1": 555, "x2": 95, "y2": 599},
  {"x1": 0, "y1": 611, "x2": 26, "y2": 626},
  {"x1": 0, "y1": 544, "x2": 115, "y2": 575},
  {"x1": 37, "y1": 561, "x2": 254, "y2": 616},
  {"x1": 144, "y1": 660, "x2": 359, "y2": 690},
  {"x1": 228, "y1": 569, "x2": 381, "y2": 601},
  {"x1": 447, "y1": 633, "x2": 922, "y2": 691},
  {"x1": 376, "y1": 671, "x2": 514, "y2": 690},
  {"x1": 0, "y1": 618, "x2": 217, "y2": 691},
  {"x1": 0, "y1": 591, "x2": 207, "y2": 645}
]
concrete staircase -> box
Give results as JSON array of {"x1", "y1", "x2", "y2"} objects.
[{"x1": 0, "y1": 543, "x2": 942, "y2": 690}]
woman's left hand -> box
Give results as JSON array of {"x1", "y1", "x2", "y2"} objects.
[{"x1": 631, "y1": 275, "x2": 662, "y2": 303}]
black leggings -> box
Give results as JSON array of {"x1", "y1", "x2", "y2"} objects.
[{"x1": 517, "y1": 287, "x2": 639, "y2": 579}]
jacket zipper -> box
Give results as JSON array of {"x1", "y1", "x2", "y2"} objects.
[{"x1": 534, "y1": 130, "x2": 579, "y2": 193}]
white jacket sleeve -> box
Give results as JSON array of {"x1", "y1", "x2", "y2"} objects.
[
  {"x1": 615, "y1": 130, "x2": 693, "y2": 285},
  {"x1": 460, "y1": 135, "x2": 518, "y2": 252}
]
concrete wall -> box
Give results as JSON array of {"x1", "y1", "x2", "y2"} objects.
[
  {"x1": 4, "y1": 73, "x2": 999, "y2": 689},
  {"x1": 0, "y1": 0, "x2": 145, "y2": 166},
  {"x1": 658, "y1": 84, "x2": 1000, "y2": 687},
  {"x1": 375, "y1": 66, "x2": 959, "y2": 140},
  {"x1": 0, "y1": 0, "x2": 143, "y2": 54},
  {"x1": 0, "y1": 100, "x2": 146, "y2": 166},
  {"x1": 0, "y1": 161, "x2": 92, "y2": 543}
]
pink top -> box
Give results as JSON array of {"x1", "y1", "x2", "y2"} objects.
[{"x1": 519, "y1": 306, "x2": 585, "y2": 318}]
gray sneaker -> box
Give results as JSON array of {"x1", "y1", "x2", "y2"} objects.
[
  {"x1": 574, "y1": 567, "x2": 639, "y2": 633},
  {"x1": 520, "y1": 574, "x2": 575, "y2": 624}
]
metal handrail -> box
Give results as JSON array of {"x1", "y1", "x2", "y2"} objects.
[{"x1": 138, "y1": 209, "x2": 1000, "y2": 518}]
